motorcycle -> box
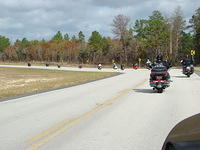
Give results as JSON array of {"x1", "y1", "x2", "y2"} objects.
[
  {"x1": 113, "y1": 63, "x2": 118, "y2": 70},
  {"x1": 120, "y1": 64, "x2": 125, "y2": 70},
  {"x1": 150, "y1": 65, "x2": 170, "y2": 93},
  {"x1": 78, "y1": 64, "x2": 83, "y2": 69},
  {"x1": 146, "y1": 63, "x2": 152, "y2": 70},
  {"x1": 133, "y1": 63, "x2": 139, "y2": 70},
  {"x1": 97, "y1": 64, "x2": 102, "y2": 70},
  {"x1": 27, "y1": 62, "x2": 31, "y2": 67},
  {"x1": 183, "y1": 65, "x2": 194, "y2": 77}
]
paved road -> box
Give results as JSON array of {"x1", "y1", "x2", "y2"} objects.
[{"x1": 0, "y1": 67, "x2": 200, "y2": 150}]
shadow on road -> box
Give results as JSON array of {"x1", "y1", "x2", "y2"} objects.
[
  {"x1": 172, "y1": 75, "x2": 188, "y2": 78},
  {"x1": 133, "y1": 88, "x2": 155, "y2": 94}
]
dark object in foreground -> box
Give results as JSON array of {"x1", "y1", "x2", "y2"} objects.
[
  {"x1": 57, "y1": 65, "x2": 61, "y2": 68},
  {"x1": 27, "y1": 63, "x2": 31, "y2": 67},
  {"x1": 165, "y1": 141, "x2": 200, "y2": 150},
  {"x1": 163, "y1": 113, "x2": 200, "y2": 150},
  {"x1": 46, "y1": 63, "x2": 49, "y2": 67}
]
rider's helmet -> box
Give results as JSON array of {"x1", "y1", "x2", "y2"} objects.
[{"x1": 156, "y1": 53, "x2": 163, "y2": 64}]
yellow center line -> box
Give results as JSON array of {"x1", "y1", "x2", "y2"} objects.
[
  {"x1": 26, "y1": 118, "x2": 75, "y2": 142},
  {"x1": 26, "y1": 79, "x2": 147, "y2": 150}
]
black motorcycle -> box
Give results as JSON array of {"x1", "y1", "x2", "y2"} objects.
[
  {"x1": 150, "y1": 65, "x2": 170, "y2": 93},
  {"x1": 120, "y1": 64, "x2": 125, "y2": 70},
  {"x1": 183, "y1": 65, "x2": 194, "y2": 77}
]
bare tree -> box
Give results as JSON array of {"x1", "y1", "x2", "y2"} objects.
[
  {"x1": 111, "y1": 14, "x2": 130, "y2": 63},
  {"x1": 171, "y1": 6, "x2": 186, "y2": 63}
]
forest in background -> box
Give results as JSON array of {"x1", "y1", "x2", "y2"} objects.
[{"x1": 0, "y1": 7, "x2": 200, "y2": 65}]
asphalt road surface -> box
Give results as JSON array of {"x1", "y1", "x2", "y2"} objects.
[{"x1": 0, "y1": 66, "x2": 200, "y2": 150}]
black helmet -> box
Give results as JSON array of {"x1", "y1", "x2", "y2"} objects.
[{"x1": 156, "y1": 53, "x2": 163, "y2": 63}]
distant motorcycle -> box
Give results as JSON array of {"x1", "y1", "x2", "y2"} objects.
[
  {"x1": 113, "y1": 63, "x2": 118, "y2": 70},
  {"x1": 27, "y1": 63, "x2": 31, "y2": 67},
  {"x1": 146, "y1": 63, "x2": 152, "y2": 70},
  {"x1": 145, "y1": 59, "x2": 152, "y2": 70},
  {"x1": 97, "y1": 64, "x2": 102, "y2": 70},
  {"x1": 78, "y1": 64, "x2": 83, "y2": 69},
  {"x1": 120, "y1": 64, "x2": 125, "y2": 70},
  {"x1": 133, "y1": 63, "x2": 139, "y2": 70},
  {"x1": 150, "y1": 65, "x2": 170, "y2": 93},
  {"x1": 57, "y1": 64, "x2": 61, "y2": 68},
  {"x1": 183, "y1": 65, "x2": 194, "y2": 77},
  {"x1": 46, "y1": 63, "x2": 49, "y2": 67}
]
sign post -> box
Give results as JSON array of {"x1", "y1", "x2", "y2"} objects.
[
  {"x1": 191, "y1": 50, "x2": 196, "y2": 56},
  {"x1": 138, "y1": 58, "x2": 141, "y2": 68},
  {"x1": 191, "y1": 50, "x2": 196, "y2": 64}
]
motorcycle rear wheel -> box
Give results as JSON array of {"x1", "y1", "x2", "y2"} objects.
[{"x1": 157, "y1": 88, "x2": 163, "y2": 93}]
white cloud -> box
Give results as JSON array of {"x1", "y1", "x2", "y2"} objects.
[{"x1": 0, "y1": 0, "x2": 199, "y2": 41}]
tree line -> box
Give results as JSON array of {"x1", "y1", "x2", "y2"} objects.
[{"x1": 0, "y1": 7, "x2": 200, "y2": 65}]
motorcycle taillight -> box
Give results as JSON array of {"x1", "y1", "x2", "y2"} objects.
[
  {"x1": 162, "y1": 72, "x2": 168, "y2": 76},
  {"x1": 186, "y1": 67, "x2": 191, "y2": 70}
]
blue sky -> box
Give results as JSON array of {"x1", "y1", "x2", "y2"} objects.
[{"x1": 0, "y1": 0, "x2": 199, "y2": 42}]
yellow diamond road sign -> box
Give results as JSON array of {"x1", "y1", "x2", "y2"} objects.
[{"x1": 191, "y1": 50, "x2": 196, "y2": 55}]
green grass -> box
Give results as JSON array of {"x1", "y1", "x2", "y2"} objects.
[{"x1": 0, "y1": 67, "x2": 117, "y2": 99}]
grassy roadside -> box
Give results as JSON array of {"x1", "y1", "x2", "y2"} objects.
[
  {"x1": 195, "y1": 67, "x2": 200, "y2": 71},
  {"x1": 0, "y1": 67, "x2": 117, "y2": 99},
  {"x1": 0, "y1": 61, "x2": 136, "y2": 68},
  {"x1": 0, "y1": 61, "x2": 110, "y2": 68}
]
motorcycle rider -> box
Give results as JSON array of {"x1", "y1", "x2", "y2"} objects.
[
  {"x1": 163, "y1": 59, "x2": 171, "y2": 70},
  {"x1": 181, "y1": 55, "x2": 193, "y2": 67},
  {"x1": 150, "y1": 54, "x2": 170, "y2": 82},
  {"x1": 146, "y1": 59, "x2": 152, "y2": 69},
  {"x1": 181, "y1": 55, "x2": 193, "y2": 65},
  {"x1": 181, "y1": 55, "x2": 194, "y2": 73},
  {"x1": 152, "y1": 54, "x2": 171, "y2": 70}
]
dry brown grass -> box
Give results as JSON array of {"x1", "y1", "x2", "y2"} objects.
[
  {"x1": 0, "y1": 67, "x2": 116, "y2": 99},
  {"x1": 195, "y1": 67, "x2": 200, "y2": 71},
  {"x1": 0, "y1": 61, "x2": 112, "y2": 68}
]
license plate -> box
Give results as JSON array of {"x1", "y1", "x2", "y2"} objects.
[{"x1": 156, "y1": 76, "x2": 162, "y2": 80}]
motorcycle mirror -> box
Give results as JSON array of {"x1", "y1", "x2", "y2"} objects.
[{"x1": 162, "y1": 113, "x2": 200, "y2": 150}]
